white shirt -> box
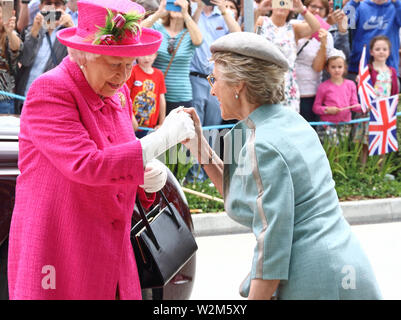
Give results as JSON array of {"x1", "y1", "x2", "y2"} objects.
[{"x1": 295, "y1": 31, "x2": 334, "y2": 96}]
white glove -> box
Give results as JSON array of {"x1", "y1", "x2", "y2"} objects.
[
  {"x1": 139, "y1": 159, "x2": 168, "y2": 193},
  {"x1": 140, "y1": 107, "x2": 195, "y2": 164}
]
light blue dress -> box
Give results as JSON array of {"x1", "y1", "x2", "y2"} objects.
[{"x1": 223, "y1": 104, "x2": 382, "y2": 299}]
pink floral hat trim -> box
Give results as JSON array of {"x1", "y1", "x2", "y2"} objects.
[{"x1": 57, "y1": 0, "x2": 162, "y2": 57}]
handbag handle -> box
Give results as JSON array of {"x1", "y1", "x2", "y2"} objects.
[
  {"x1": 135, "y1": 197, "x2": 160, "y2": 250},
  {"x1": 134, "y1": 190, "x2": 181, "y2": 250}
]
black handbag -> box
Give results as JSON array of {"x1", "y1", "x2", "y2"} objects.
[{"x1": 131, "y1": 190, "x2": 198, "y2": 289}]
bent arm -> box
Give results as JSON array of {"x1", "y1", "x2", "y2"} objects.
[
  {"x1": 7, "y1": 29, "x2": 22, "y2": 52},
  {"x1": 183, "y1": 13, "x2": 203, "y2": 46},
  {"x1": 293, "y1": 12, "x2": 320, "y2": 42},
  {"x1": 312, "y1": 85, "x2": 328, "y2": 115},
  {"x1": 220, "y1": 9, "x2": 241, "y2": 33},
  {"x1": 312, "y1": 43, "x2": 327, "y2": 72},
  {"x1": 17, "y1": 2, "x2": 30, "y2": 33},
  {"x1": 23, "y1": 77, "x2": 145, "y2": 186},
  {"x1": 196, "y1": 137, "x2": 224, "y2": 196},
  {"x1": 140, "y1": 10, "x2": 164, "y2": 28},
  {"x1": 249, "y1": 279, "x2": 280, "y2": 300}
]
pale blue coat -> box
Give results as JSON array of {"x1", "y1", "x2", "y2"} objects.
[{"x1": 223, "y1": 104, "x2": 382, "y2": 299}]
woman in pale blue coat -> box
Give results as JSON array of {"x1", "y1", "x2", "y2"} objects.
[{"x1": 183, "y1": 32, "x2": 382, "y2": 300}]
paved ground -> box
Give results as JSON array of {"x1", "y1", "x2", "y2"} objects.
[{"x1": 190, "y1": 221, "x2": 401, "y2": 300}]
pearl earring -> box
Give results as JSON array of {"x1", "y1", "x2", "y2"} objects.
[
  {"x1": 235, "y1": 93, "x2": 239, "y2": 99},
  {"x1": 80, "y1": 65, "x2": 84, "y2": 70}
]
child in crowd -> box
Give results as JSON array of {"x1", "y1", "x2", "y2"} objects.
[
  {"x1": 313, "y1": 49, "x2": 362, "y2": 143},
  {"x1": 126, "y1": 53, "x2": 167, "y2": 138},
  {"x1": 369, "y1": 36, "x2": 399, "y2": 97},
  {"x1": 353, "y1": 35, "x2": 399, "y2": 163}
]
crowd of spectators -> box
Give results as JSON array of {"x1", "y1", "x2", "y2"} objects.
[{"x1": 0, "y1": 0, "x2": 401, "y2": 172}]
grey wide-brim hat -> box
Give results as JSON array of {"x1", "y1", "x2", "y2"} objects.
[{"x1": 210, "y1": 32, "x2": 289, "y2": 71}]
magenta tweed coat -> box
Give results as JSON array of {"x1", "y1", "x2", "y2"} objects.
[{"x1": 8, "y1": 57, "x2": 155, "y2": 300}]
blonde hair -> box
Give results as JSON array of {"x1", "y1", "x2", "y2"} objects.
[
  {"x1": 211, "y1": 51, "x2": 286, "y2": 106},
  {"x1": 67, "y1": 47, "x2": 100, "y2": 66}
]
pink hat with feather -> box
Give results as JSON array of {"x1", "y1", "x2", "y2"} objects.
[{"x1": 57, "y1": 0, "x2": 162, "y2": 56}]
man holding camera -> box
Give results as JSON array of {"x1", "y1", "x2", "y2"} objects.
[{"x1": 15, "y1": 0, "x2": 73, "y2": 113}]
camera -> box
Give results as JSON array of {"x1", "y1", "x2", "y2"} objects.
[
  {"x1": 1, "y1": 0, "x2": 13, "y2": 23},
  {"x1": 272, "y1": 0, "x2": 293, "y2": 9},
  {"x1": 40, "y1": 10, "x2": 62, "y2": 21},
  {"x1": 333, "y1": 0, "x2": 342, "y2": 10},
  {"x1": 166, "y1": 0, "x2": 181, "y2": 12}
]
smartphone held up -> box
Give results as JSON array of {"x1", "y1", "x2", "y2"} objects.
[
  {"x1": 166, "y1": 0, "x2": 181, "y2": 11},
  {"x1": 1, "y1": 0, "x2": 14, "y2": 24},
  {"x1": 272, "y1": 0, "x2": 293, "y2": 10},
  {"x1": 40, "y1": 10, "x2": 62, "y2": 21},
  {"x1": 333, "y1": 0, "x2": 342, "y2": 10}
]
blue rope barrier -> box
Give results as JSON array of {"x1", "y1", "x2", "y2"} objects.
[
  {"x1": 139, "y1": 112, "x2": 401, "y2": 131},
  {"x1": 3, "y1": 90, "x2": 399, "y2": 130},
  {"x1": 0, "y1": 91, "x2": 26, "y2": 101}
]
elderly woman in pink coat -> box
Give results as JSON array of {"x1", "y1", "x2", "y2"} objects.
[{"x1": 7, "y1": 0, "x2": 195, "y2": 300}]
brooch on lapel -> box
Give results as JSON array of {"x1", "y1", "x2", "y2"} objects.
[{"x1": 118, "y1": 92, "x2": 126, "y2": 108}]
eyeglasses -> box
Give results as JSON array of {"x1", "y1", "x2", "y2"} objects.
[
  {"x1": 308, "y1": 5, "x2": 326, "y2": 12},
  {"x1": 167, "y1": 37, "x2": 176, "y2": 55},
  {"x1": 207, "y1": 74, "x2": 216, "y2": 87}
]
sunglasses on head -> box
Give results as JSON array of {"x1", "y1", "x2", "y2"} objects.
[{"x1": 167, "y1": 37, "x2": 176, "y2": 55}]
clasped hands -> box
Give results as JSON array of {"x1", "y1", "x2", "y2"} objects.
[{"x1": 140, "y1": 107, "x2": 201, "y2": 193}]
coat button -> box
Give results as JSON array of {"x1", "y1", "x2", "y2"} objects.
[
  {"x1": 111, "y1": 220, "x2": 123, "y2": 230},
  {"x1": 116, "y1": 193, "x2": 125, "y2": 201},
  {"x1": 107, "y1": 135, "x2": 113, "y2": 143}
]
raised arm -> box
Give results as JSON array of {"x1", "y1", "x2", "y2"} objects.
[
  {"x1": 191, "y1": 0, "x2": 206, "y2": 23},
  {"x1": 178, "y1": 0, "x2": 203, "y2": 46},
  {"x1": 292, "y1": 0, "x2": 320, "y2": 42},
  {"x1": 4, "y1": 15, "x2": 21, "y2": 52},
  {"x1": 311, "y1": 29, "x2": 329, "y2": 73},
  {"x1": 212, "y1": 0, "x2": 241, "y2": 33},
  {"x1": 182, "y1": 108, "x2": 224, "y2": 195},
  {"x1": 17, "y1": 0, "x2": 30, "y2": 33},
  {"x1": 140, "y1": 0, "x2": 168, "y2": 28}
]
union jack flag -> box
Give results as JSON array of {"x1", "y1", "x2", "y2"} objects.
[
  {"x1": 368, "y1": 95, "x2": 399, "y2": 156},
  {"x1": 358, "y1": 46, "x2": 376, "y2": 113}
]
